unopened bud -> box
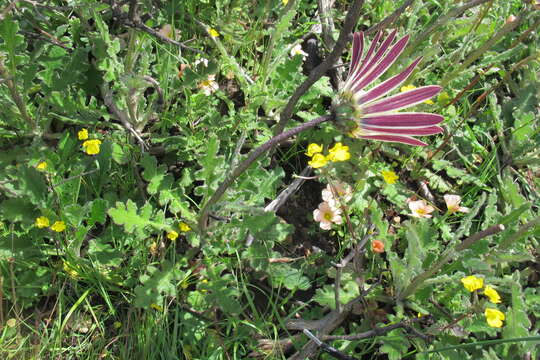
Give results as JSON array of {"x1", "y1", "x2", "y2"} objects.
[{"x1": 505, "y1": 15, "x2": 517, "y2": 24}]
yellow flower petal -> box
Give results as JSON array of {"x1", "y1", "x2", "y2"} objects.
[
  {"x1": 400, "y1": 84, "x2": 416, "y2": 92},
  {"x1": 327, "y1": 142, "x2": 350, "y2": 162},
  {"x1": 36, "y1": 161, "x2": 47, "y2": 171},
  {"x1": 209, "y1": 28, "x2": 219, "y2": 37},
  {"x1": 381, "y1": 170, "x2": 399, "y2": 184},
  {"x1": 306, "y1": 143, "x2": 323, "y2": 157},
  {"x1": 308, "y1": 153, "x2": 328, "y2": 168},
  {"x1": 50, "y1": 221, "x2": 66, "y2": 232},
  {"x1": 485, "y1": 308, "x2": 505, "y2": 328},
  {"x1": 484, "y1": 285, "x2": 502, "y2": 304},
  {"x1": 78, "y1": 128, "x2": 89, "y2": 140},
  {"x1": 35, "y1": 216, "x2": 50, "y2": 228},
  {"x1": 167, "y1": 231, "x2": 179, "y2": 241},
  {"x1": 82, "y1": 139, "x2": 102, "y2": 155},
  {"x1": 461, "y1": 275, "x2": 484, "y2": 292},
  {"x1": 179, "y1": 222, "x2": 191, "y2": 232}
]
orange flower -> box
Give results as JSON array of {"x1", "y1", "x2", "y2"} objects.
[{"x1": 372, "y1": 240, "x2": 385, "y2": 253}]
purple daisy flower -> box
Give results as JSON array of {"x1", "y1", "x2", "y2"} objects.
[{"x1": 333, "y1": 30, "x2": 443, "y2": 146}]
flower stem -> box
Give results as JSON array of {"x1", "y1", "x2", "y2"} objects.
[{"x1": 198, "y1": 114, "x2": 333, "y2": 231}]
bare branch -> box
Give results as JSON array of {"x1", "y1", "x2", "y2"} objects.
[{"x1": 101, "y1": 83, "x2": 148, "y2": 150}]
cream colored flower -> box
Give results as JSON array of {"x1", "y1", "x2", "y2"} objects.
[
  {"x1": 313, "y1": 201, "x2": 342, "y2": 230},
  {"x1": 444, "y1": 194, "x2": 470, "y2": 214},
  {"x1": 408, "y1": 200, "x2": 435, "y2": 218},
  {"x1": 322, "y1": 181, "x2": 353, "y2": 206},
  {"x1": 198, "y1": 74, "x2": 219, "y2": 95},
  {"x1": 159, "y1": 24, "x2": 180, "y2": 39},
  {"x1": 290, "y1": 44, "x2": 308, "y2": 59},
  {"x1": 194, "y1": 58, "x2": 209, "y2": 67}
]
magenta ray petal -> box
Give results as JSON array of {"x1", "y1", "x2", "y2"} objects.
[
  {"x1": 364, "y1": 85, "x2": 442, "y2": 114},
  {"x1": 361, "y1": 113, "x2": 443, "y2": 127},
  {"x1": 359, "y1": 57, "x2": 422, "y2": 104},
  {"x1": 353, "y1": 30, "x2": 382, "y2": 79},
  {"x1": 360, "y1": 135, "x2": 428, "y2": 146},
  {"x1": 348, "y1": 32, "x2": 364, "y2": 79},
  {"x1": 362, "y1": 125, "x2": 443, "y2": 135},
  {"x1": 352, "y1": 35, "x2": 410, "y2": 93},
  {"x1": 349, "y1": 30, "x2": 397, "y2": 88}
]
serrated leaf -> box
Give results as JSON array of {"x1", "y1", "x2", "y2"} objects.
[
  {"x1": 269, "y1": 263, "x2": 311, "y2": 291},
  {"x1": 133, "y1": 261, "x2": 183, "y2": 308},
  {"x1": 88, "y1": 239, "x2": 124, "y2": 267},
  {"x1": 63, "y1": 204, "x2": 86, "y2": 226},
  {"x1": 141, "y1": 154, "x2": 169, "y2": 195},
  {"x1": 107, "y1": 200, "x2": 169, "y2": 238},
  {"x1": 0, "y1": 17, "x2": 26, "y2": 69},
  {"x1": 89, "y1": 199, "x2": 108, "y2": 226}
]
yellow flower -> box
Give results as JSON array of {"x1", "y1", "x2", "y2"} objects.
[
  {"x1": 78, "y1": 128, "x2": 89, "y2": 140},
  {"x1": 282, "y1": 0, "x2": 289, "y2": 4},
  {"x1": 167, "y1": 231, "x2": 179, "y2": 241},
  {"x1": 484, "y1": 285, "x2": 502, "y2": 304},
  {"x1": 461, "y1": 275, "x2": 484, "y2": 292},
  {"x1": 50, "y1": 221, "x2": 66, "y2": 232},
  {"x1": 424, "y1": 99, "x2": 434, "y2": 105},
  {"x1": 36, "y1": 161, "x2": 47, "y2": 171},
  {"x1": 35, "y1": 216, "x2": 50, "y2": 228},
  {"x1": 82, "y1": 139, "x2": 102, "y2": 155},
  {"x1": 306, "y1": 143, "x2": 323, "y2": 157},
  {"x1": 150, "y1": 303, "x2": 163, "y2": 311},
  {"x1": 63, "y1": 260, "x2": 79, "y2": 278},
  {"x1": 400, "y1": 84, "x2": 416, "y2": 92},
  {"x1": 208, "y1": 28, "x2": 219, "y2": 38},
  {"x1": 179, "y1": 222, "x2": 191, "y2": 232},
  {"x1": 381, "y1": 170, "x2": 399, "y2": 184},
  {"x1": 327, "y1": 142, "x2": 350, "y2": 162},
  {"x1": 308, "y1": 153, "x2": 328, "y2": 168},
  {"x1": 485, "y1": 308, "x2": 505, "y2": 328}
]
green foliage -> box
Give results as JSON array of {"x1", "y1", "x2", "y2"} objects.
[
  {"x1": 107, "y1": 200, "x2": 170, "y2": 237},
  {"x1": 0, "y1": 0, "x2": 538, "y2": 359}
]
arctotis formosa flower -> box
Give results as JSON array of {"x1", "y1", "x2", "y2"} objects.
[{"x1": 333, "y1": 30, "x2": 443, "y2": 146}]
